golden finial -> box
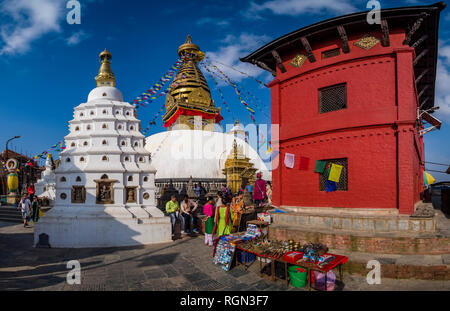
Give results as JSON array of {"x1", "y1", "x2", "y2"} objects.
[
  {"x1": 95, "y1": 49, "x2": 115, "y2": 87},
  {"x1": 177, "y1": 35, "x2": 204, "y2": 62}
]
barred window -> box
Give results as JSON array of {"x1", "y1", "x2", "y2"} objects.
[
  {"x1": 319, "y1": 83, "x2": 347, "y2": 113},
  {"x1": 319, "y1": 158, "x2": 348, "y2": 191},
  {"x1": 322, "y1": 48, "x2": 340, "y2": 59}
]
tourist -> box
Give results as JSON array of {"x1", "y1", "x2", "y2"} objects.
[
  {"x1": 194, "y1": 182, "x2": 207, "y2": 198},
  {"x1": 180, "y1": 195, "x2": 199, "y2": 234},
  {"x1": 253, "y1": 172, "x2": 267, "y2": 208},
  {"x1": 202, "y1": 196, "x2": 215, "y2": 246},
  {"x1": 212, "y1": 201, "x2": 233, "y2": 238},
  {"x1": 221, "y1": 184, "x2": 232, "y2": 204},
  {"x1": 31, "y1": 196, "x2": 40, "y2": 223},
  {"x1": 266, "y1": 181, "x2": 272, "y2": 205},
  {"x1": 245, "y1": 182, "x2": 253, "y2": 201},
  {"x1": 165, "y1": 195, "x2": 185, "y2": 236},
  {"x1": 215, "y1": 191, "x2": 224, "y2": 208},
  {"x1": 18, "y1": 194, "x2": 32, "y2": 228},
  {"x1": 239, "y1": 183, "x2": 245, "y2": 194},
  {"x1": 27, "y1": 183, "x2": 36, "y2": 202},
  {"x1": 231, "y1": 191, "x2": 245, "y2": 233}
]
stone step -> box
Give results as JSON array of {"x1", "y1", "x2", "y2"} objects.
[
  {"x1": 332, "y1": 249, "x2": 450, "y2": 280},
  {"x1": 0, "y1": 216, "x2": 23, "y2": 223}
]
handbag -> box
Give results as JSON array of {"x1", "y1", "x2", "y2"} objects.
[{"x1": 39, "y1": 209, "x2": 44, "y2": 217}]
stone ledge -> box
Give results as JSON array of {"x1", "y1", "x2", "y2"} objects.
[
  {"x1": 269, "y1": 224, "x2": 450, "y2": 255},
  {"x1": 333, "y1": 250, "x2": 450, "y2": 280},
  {"x1": 272, "y1": 212, "x2": 436, "y2": 234}
]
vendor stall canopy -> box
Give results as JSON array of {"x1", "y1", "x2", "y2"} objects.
[{"x1": 241, "y1": 2, "x2": 446, "y2": 111}]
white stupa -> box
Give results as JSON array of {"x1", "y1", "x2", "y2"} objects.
[
  {"x1": 35, "y1": 154, "x2": 56, "y2": 205},
  {"x1": 34, "y1": 49, "x2": 171, "y2": 248}
]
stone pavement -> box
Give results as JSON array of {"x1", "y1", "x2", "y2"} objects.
[{"x1": 0, "y1": 221, "x2": 449, "y2": 291}]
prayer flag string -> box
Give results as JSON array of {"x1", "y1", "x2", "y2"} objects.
[
  {"x1": 201, "y1": 64, "x2": 236, "y2": 121},
  {"x1": 204, "y1": 56, "x2": 269, "y2": 88}
]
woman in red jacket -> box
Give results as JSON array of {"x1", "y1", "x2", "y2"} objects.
[
  {"x1": 27, "y1": 183, "x2": 36, "y2": 202},
  {"x1": 253, "y1": 172, "x2": 266, "y2": 207}
]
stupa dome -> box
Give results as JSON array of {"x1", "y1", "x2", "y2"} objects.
[
  {"x1": 87, "y1": 86, "x2": 123, "y2": 102},
  {"x1": 145, "y1": 130, "x2": 271, "y2": 180}
]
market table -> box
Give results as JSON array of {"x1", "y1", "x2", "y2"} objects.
[
  {"x1": 235, "y1": 245, "x2": 282, "y2": 276},
  {"x1": 293, "y1": 253, "x2": 348, "y2": 291}
]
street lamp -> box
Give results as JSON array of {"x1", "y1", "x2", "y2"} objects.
[{"x1": 5, "y1": 136, "x2": 21, "y2": 160}]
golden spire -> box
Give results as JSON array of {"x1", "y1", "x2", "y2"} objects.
[
  {"x1": 163, "y1": 35, "x2": 219, "y2": 129},
  {"x1": 95, "y1": 49, "x2": 115, "y2": 87}
]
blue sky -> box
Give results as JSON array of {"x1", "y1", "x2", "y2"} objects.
[{"x1": 0, "y1": 0, "x2": 449, "y2": 181}]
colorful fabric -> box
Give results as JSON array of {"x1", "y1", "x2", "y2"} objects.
[
  {"x1": 326, "y1": 180, "x2": 337, "y2": 192},
  {"x1": 299, "y1": 156, "x2": 310, "y2": 170},
  {"x1": 423, "y1": 172, "x2": 436, "y2": 186},
  {"x1": 231, "y1": 197, "x2": 244, "y2": 227},
  {"x1": 284, "y1": 153, "x2": 295, "y2": 169},
  {"x1": 314, "y1": 160, "x2": 327, "y2": 173},
  {"x1": 164, "y1": 107, "x2": 223, "y2": 128},
  {"x1": 328, "y1": 164, "x2": 343, "y2": 183},
  {"x1": 253, "y1": 179, "x2": 266, "y2": 201},
  {"x1": 213, "y1": 206, "x2": 233, "y2": 237},
  {"x1": 203, "y1": 203, "x2": 215, "y2": 217}
]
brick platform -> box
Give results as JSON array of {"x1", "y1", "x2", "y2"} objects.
[
  {"x1": 274, "y1": 206, "x2": 435, "y2": 234},
  {"x1": 269, "y1": 224, "x2": 450, "y2": 255}
]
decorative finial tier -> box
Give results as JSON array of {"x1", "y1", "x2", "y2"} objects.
[
  {"x1": 95, "y1": 49, "x2": 115, "y2": 87},
  {"x1": 163, "y1": 35, "x2": 222, "y2": 130}
]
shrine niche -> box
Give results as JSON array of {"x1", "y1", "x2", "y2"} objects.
[
  {"x1": 94, "y1": 175, "x2": 117, "y2": 204},
  {"x1": 126, "y1": 186, "x2": 137, "y2": 203},
  {"x1": 71, "y1": 186, "x2": 86, "y2": 204}
]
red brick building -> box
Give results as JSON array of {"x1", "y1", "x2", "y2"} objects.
[{"x1": 242, "y1": 3, "x2": 445, "y2": 215}]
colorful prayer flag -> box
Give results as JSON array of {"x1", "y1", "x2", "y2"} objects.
[
  {"x1": 314, "y1": 160, "x2": 327, "y2": 173},
  {"x1": 299, "y1": 156, "x2": 310, "y2": 170},
  {"x1": 326, "y1": 180, "x2": 337, "y2": 192},
  {"x1": 328, "y1": 164, "x2": 343, "y2": 183},
  {"x1": 284, "y1": 153, "x2": 295, "y2": 169}
]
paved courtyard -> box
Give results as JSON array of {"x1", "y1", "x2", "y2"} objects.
[{"x1": 1, "y1": 221, "x2": 449, "y2": 291}]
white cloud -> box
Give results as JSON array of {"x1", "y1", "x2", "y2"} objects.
[
  {"x1": 246, "y1": 0, "x2": 357, "y2": 19},
  {"x1": 66, "y1": 30, "x2": 90, "y2": 46},
  {"x1": 0, "y1": 0, "x2": 64, "y2": 55},
  {"x1": 196, "y1": 17, "x2": 230, "y2": 27},
  {"x1": 205, "y1": 33, "x2": 271, "y2": 83},
  {"x1": 435, "y1": 60, "x2": 450, "y2": 122}
]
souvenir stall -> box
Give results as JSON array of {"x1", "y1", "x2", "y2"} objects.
[{"x1": 213, "y1": 223, "x2": 349, "y2": 291}]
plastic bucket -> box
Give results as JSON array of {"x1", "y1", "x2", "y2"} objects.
[{"x1": 288, "y1": 266, "x2": 307, "y2": 288}]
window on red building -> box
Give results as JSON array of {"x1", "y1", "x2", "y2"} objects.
[
  {"x1": 319, "y1": 158, "x2": 348, "y2": 191},
  {"x1": 322, "y1": 48, "x2": 340, "y2": 59},
  {"x1": 319, "y1": 83, "x2": 347, "y2": 113}
]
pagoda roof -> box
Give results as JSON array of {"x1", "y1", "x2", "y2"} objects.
[{"x1": 240, "y1": 2, "x2": 446, "y2": 110}]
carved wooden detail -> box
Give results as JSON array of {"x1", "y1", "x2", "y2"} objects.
[
  {"x1": 271, "y1": 50, "x2": 287, "y2": 73},
  {"x1": 403, "y1": 13, "x2": 429, "y2": 46},
  {"x1": 413, "y1": 49, "x2": 429, "y2": 66},
  {"x1": 71, "y1": 186, "x2": 86, "y2": 204},
  {"x1": 380, "y1": 19, "x2": 390, "y2": 47},
  {"x1": 300, "y1": 37, "x2": 316, "y2": 62},
  {"x1": 411, "y1": 35, "x2": 428, "y2": 49},
  {"x1": 126, "y1": 186, "x2": 137, "y2": 203},
  {"x1": 94, "y1": 178, "x2": 117, "y2": 204},
  {"x1": 337, "y1": 25, "x2": 350, "y2": 53}
]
